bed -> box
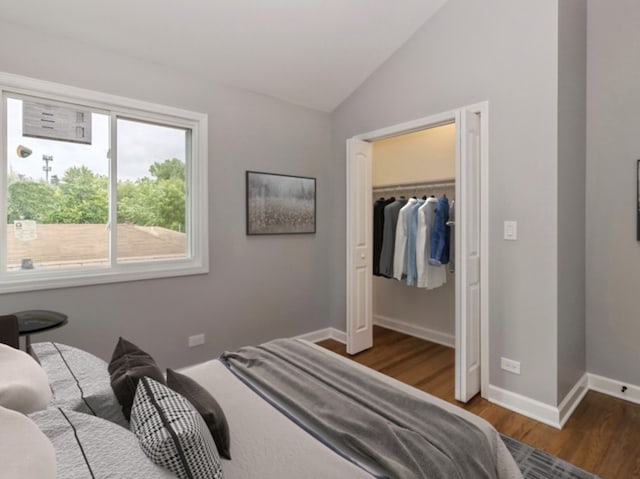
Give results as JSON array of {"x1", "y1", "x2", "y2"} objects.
[{"x1": 0, "y1": 332, "x2": 523, "y2": 479}]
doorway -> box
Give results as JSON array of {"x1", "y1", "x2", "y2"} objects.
[{"x1": 345, "y1": 103, "x2": 489, "y2": 402}]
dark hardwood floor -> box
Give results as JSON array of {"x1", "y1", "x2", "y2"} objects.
[{"x1": 317, "y1": 326, "x2": 640, "y2": 479}]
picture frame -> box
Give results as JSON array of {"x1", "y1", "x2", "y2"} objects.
[{"x1": 246, "y1": 171, "x2": 316, "y2": 235}]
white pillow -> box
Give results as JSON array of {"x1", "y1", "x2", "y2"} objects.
[
  {"x1": 0, "y1": 343, "x2": 51, "y2": 413},
  {"x1": 0, "y1": 405, "x2": 56, "y2": 479}
]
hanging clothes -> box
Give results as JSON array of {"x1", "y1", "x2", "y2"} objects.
[
  {"x1": 429, "y1": 195, "x2": 450, "y2": 266},
  {"x1": 372, "y1": 197, "x2": 394, "y2": 276},
  {"x1": 405, "y1": 198, "x2": 425, "y2": 286},
  {"x1": 416, "y1": 197, "x2": 446, "y2": 289},
  {"x1": 379, "y1": 197, "x2": 408, "y2": 278},
  {"x1": 393, "y1": 198, "x2": 417, "y2": 280}
]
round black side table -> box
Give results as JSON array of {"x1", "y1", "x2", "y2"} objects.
[{"x1": 15, "y1": 310, "x2": 68, "y2": 351}]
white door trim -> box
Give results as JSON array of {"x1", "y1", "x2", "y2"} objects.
[
  {"x1": 476, "y1": 101, "x2": 490, "y2": 399},
  {"x1": 346, "y1": 101, "x2": 490, "y2": 398},
  {"x1": 352, "y1": 110, "x2": 457, "y2": 142}
]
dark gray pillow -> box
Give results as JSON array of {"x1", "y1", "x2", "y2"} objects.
[
  {"x1": 167, "y1": 368, "x2": 231, "y2": 459},
  {"x1": 30, "y1": 408, "x2": 174, "y2": 479},
  {"x1": 131, "y1": 376, "x2": 223, "y2": 479},
  {"x1": 30, "y1": 342, "x2": 128, "y2": 428},
  {"x1": 108, "y1": 337, "x2": 165, "y2": 421}
]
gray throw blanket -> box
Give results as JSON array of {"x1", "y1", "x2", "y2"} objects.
[{"x1": 223, "y1": 339, "x2": 499, "y2": 479}]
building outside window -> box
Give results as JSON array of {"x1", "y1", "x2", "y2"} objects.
[{"x1": 0, "y1": 74, "x2": 208, "y2": 293}]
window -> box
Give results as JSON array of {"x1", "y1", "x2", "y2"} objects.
[{"x1": 0, "y1": 73, "x2": 208, "y2": 293}]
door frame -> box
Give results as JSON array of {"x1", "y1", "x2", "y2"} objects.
[{"x1": 345, "y1": 101, "x2": 490, "y2": 398}]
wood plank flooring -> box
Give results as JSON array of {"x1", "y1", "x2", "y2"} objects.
[{"x1": 317, "y1": 326, "x2": 640, "y2": 479}]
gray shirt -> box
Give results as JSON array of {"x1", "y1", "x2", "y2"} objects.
[{"x1": 379, "y1": 198, "x2": 408, "y2": 278}]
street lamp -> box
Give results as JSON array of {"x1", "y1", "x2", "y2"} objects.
[{"x1": 42, "y1": 155, "x2": 53, "y2": 183}]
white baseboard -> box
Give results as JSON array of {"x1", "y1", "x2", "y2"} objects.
[
  {"x1": 297, "y1": 328, "x2": 640, "y2": 429},
  {"x1": 487, "y1": 384, "x2": 563, "y2": 429},
  {"x1": 558, "y1": 373, "x2": 589, "y2": 428},
  {"x1": 374, "y1": 314, "x2": 454, "y2": 348},
  {"x1": 487, "y1": 373, "x2": 640, "y2": 429},
  {"x1": 296, "y1": 327, "x2": 346, "y2": 344},
  {"x1": 588, "y1": 373, "x2": 640, "y2": 405},
  {"x1": 329, "y1": 328, "x2": 347, "y2": 344}
]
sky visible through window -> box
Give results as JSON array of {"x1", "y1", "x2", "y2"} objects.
[
  {"x1": 5, "y1": 97, "x2": 190, "y2": 271},
  {"x1": 0, "y1": 81, "x2": 207, "y2": 292},
  {"x1": 6, "y1": 98, "x2": 186, "y2": 183}
]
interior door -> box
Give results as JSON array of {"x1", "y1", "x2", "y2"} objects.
[
  {"x1": 346, "y1": 138, "x2": 373, "y2": 354},
  {"x1": 455, "y1": 110, "x2": 482, "y2": 402}
]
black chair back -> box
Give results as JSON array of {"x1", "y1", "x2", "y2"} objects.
[{"x1": 0, "y1": 315, "x2": 19, "y2": 348}]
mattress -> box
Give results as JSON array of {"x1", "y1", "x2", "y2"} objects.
[{"x1": 180, "y1": 357, "x2": 373, "y2": 479}]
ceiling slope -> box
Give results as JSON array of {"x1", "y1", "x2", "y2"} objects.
[{"x1": 0, "y1": 0, "x2": 448, "y2": 111}]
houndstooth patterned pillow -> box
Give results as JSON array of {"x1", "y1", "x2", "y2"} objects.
[{"x1": 130, "y1": 376, "x2": 224, "y2": 479}]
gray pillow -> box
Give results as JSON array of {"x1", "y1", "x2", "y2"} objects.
[
  {"x1": 166, "y1": 368, "x2": 231, "y2": 460},
  {"x1": 30, "y1": 408, "x2": 175, "y2": 479},
  {"x1": 30, "y1": 342, "x2": 128, "y2": 428},
  {"x1": 108, "y1": 337, "x2": 165, "y2": 421},
  {"x1": 131, "y1": 376, "x2": 224, "y2": 479}
]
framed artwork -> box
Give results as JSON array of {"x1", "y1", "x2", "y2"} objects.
[{"x1": 246, "y1": 171, "x2": 316, "y2": 235}]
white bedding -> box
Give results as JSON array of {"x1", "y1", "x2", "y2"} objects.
[
  {"x1": 180, "y1": 341, "x2": 522, "y2": 479},
  {"x1": 180, "y1": 358, "x2": 373, "y2": 479}
]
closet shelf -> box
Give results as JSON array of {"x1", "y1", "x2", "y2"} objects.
[{"x1": 372, "y1": 179, "x2": 455, "y2": 194}]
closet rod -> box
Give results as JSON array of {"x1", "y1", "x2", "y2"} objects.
[{"x1": 372, "y1": 179, "x2": 455, "y2": 194}]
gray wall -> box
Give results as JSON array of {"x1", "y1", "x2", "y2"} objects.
[
  {"x1": 330, "y1": 0, "x2": 562, "y2": 405},
  {"x1": 586, "y1": 0, "x2": 640, "y2": 387},
  {"x1": 5, "y1": 0, "x2": 627, "y2": 411},
  {"x1": 557, "y1": 0, "x2": 587, "y2": 403},
  {"x1": 0, "y1": 20, "x2": 333, "y2": 368}
]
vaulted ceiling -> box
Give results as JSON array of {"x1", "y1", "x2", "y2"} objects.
[{"x1": 0, "y1": 0, "x2": 448, "y2": 112}]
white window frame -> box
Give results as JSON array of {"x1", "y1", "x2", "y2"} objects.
[{"x1": 0, "y1": 72, "x2": 209, "y2": 294}]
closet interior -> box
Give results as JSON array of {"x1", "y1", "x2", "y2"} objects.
[{"x1": 371, "y1": 122, "x2": 456, "y2": 355}]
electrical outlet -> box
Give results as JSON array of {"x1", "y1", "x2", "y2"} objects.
[
  {"x1": 501, "y1": 357, "x2": 521, "y2": 375},
  {"x1": 188, "y1": 334, "x2": 205, "y2": 348}
]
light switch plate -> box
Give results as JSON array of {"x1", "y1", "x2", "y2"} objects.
[{"x1": 504, "y1": 220, "x2": 518, "y2": 240}]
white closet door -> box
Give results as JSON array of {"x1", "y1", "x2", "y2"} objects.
[
  {"x1": 346, "y1": 138, "x2": 373, "y2": 354},
  {"x1": 455, "y1": 110, "x2": 482, "y2": 402}
]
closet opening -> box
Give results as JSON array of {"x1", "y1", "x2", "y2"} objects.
[
  {"x1": 346, "y1": 104, "x2": 488, "y2": 403},
  {"x1": 372, "y1": 123, "x2": 456, "y2": 355}
]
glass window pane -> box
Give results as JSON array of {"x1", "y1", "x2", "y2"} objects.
[
  {"x1": 5, "y1": 97, "x2": 109, "y2": 271},
  {"x1": 116, "y1": 119, "x2": 187, "y2": 262}
]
